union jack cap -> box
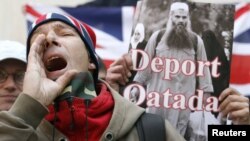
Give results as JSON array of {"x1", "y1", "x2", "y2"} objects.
[{"x1": 26, "y1": 12, "x2": 99, "y2": 82}]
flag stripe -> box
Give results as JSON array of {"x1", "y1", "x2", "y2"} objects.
[
  {"x1": 25, "y1": 4, "x2": 42, "y2": 18},
  {"x1": 230, "y1": 55, "x2": 250, "y2": 84},
  {"x1": 233, "y1": 9, "x2": 250, "y2": 37},
  {"x1": 234, "y1": 28, "x2": 250, "y2": 43},
  {"x1": 230, "y1": 84, "x2": 250, "y2": 96},
  {"x1": 233, "y1": 42, "x2": 250, "y2": 55},
  {"x1": 235, "y1": 3, "x2": 250, "y2": 20}
]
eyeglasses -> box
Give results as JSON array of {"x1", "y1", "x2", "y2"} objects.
[{"x1": 0, "y1": 69, "x2": 25, "y2": 85}]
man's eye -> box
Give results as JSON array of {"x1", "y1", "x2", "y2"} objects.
[
  {"x1": 60, "y1": 32, "x2": 73, "y2": 36},
  {"x1": 0, "y1": 71, "x2": 7, "y2": 79},
  {"x1": 63, "y1": 33, "x2": 72, "y2": 36}
]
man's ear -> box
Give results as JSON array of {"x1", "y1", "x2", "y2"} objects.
[{"x1": 88, "y1": 63, "x2": 96, "y2": 71}]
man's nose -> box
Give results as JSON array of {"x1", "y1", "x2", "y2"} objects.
[
  {"x1": 45, "y1": 31, "x2": 60, "y2": 48},
  {"x1": 3, "y1": 76, "x2": 18, "y2": 91},
  {"x1": 178, "y1": 18, "x2": 184, "y2": 23},
  {"x1": 177, "y1": 19, "x2": 185, "y2": 26}
]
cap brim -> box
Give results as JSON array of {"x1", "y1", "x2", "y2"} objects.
[{"x1": 0, "y1": 56, "x2": 26, "y2": 63}]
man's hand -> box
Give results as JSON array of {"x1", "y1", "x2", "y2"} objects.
[
  {"x1": 106, "y1": 53, "x2": 133, "y2": 91},
  {"x1": 23, "y1": 34, "x2": 77, "y2": 106},
  {"x1": 219, "y1": 87, "x2": 250, "y2": 124}
]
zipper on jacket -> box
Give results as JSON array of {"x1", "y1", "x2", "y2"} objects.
[
  {"x1": 52, "y1": 102, "x2": 59, "y2": 141},
  {"x1": 66, "y1": 96, "x2": 75, "y2": 130},
  {"x1": 84, "y1": 99, "x2": 91, "y2": 141}
]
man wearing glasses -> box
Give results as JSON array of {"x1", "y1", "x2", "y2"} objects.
[{"x1": 0, "y1": 40, "x2": 26, "y2": 111}]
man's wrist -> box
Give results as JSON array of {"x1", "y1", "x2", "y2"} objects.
[{"x1": 9, "y1": 93, "x2": 48, "y2": 128}]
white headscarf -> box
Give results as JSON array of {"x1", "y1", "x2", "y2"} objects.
[{"x1": 130, "y1": 23, "x2": 145, "y2": 49}]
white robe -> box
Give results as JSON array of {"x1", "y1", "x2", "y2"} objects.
[{"x1": 134, "y1": 30, "x2": 214, "y2": 136}]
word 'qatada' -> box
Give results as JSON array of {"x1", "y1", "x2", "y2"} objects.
[{"x1": 124, "y1": 84, "x2": 219, "y2": 112}]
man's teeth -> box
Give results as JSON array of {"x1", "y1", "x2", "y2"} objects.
[{"x1": 48, "y1": 56, "x2": 59, "y2": 62}]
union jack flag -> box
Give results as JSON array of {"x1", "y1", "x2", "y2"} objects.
[
  {"x1": 230, "y1": 3, "x2": 250, "y2": 97},
  {"x1": 24, "y1": 3, "x2": 134, "y2": 68}
]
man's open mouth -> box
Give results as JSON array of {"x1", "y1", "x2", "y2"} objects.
[{"x1": 45, "y1": 56, "x2": 67, "y2": 72}]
